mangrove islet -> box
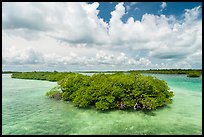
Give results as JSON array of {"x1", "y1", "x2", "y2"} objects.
[
  {"x1": 11, "y1": 72, "x2": 174, "y2": 111},
  {"x1": 187, "y1": 72, "x2": 201, "y2": 78}
]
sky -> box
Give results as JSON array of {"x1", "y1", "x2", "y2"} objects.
[{"x1": 2, "y1": 2, "x2": 202, "y2": 72}]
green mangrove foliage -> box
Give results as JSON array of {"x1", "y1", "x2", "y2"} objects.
[
  {"x1": 187, "y1": 71, "x2": 202, "y2": 77},
  {"x1": 11, "y1": 71, "x2": 75, "y2": 82},
  {"x1": 45, "y1": 86, "x2": 62, "y2": 100},
  {"x1": 129, "y1": 69, "x2": 202, "y2": 75},
  {"x1": 47, "y1": 72, "x2": 174, "y2": 111},
  {"x1": 11, "y1": 71, "x2": 174, "y2": 111}
]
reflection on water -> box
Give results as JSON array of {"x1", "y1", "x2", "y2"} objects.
[{"x1": 2, "y1": 74, "x2": 202, "y2": 135}]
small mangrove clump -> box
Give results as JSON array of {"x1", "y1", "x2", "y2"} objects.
[
  {"x1": 46, "y1": 72, "x2": 174, "y2": 111},
  {"x1": 187, "y1": 72, "x2": 201, "y2": 78},
  {"x1": 45, "y1": 86, "x2": 62, "y2": 100}
]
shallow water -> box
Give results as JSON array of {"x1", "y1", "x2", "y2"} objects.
[{"x1": 2, "y1": 74, "x2": 202, "y2": 135}]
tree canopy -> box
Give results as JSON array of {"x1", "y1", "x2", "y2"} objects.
[
  {"x1": 47, "y1": 72, "x2": 174, "y2": 111},
  {"x1": 11, "y1": 71, "x2": 174, "y2": 111}
]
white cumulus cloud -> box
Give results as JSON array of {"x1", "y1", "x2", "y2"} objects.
[{"x1": 2, "y1": 2, "x2": 202, "y2": 71}]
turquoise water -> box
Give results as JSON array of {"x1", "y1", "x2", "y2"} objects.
[{"x1": 2, "y1": 74, "x2": 202, "y2": 135}]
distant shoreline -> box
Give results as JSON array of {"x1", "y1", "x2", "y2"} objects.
[{"x1": 2, "y1": 69, "x2": 202, "y2": 75}]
